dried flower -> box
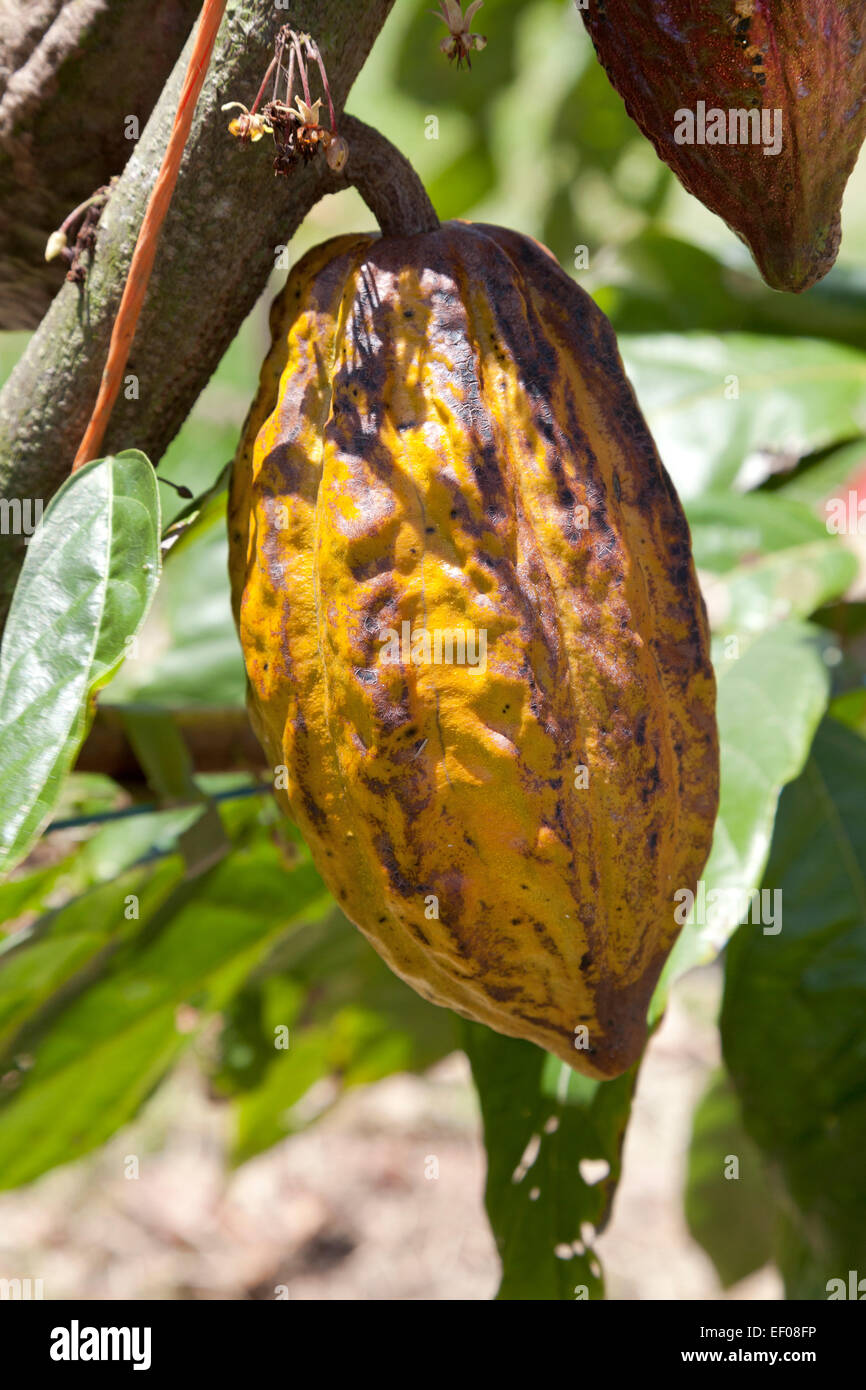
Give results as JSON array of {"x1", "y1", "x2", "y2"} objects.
[
  {"x1": 222, "y1": 102, "x2": 271, "y2": 142},
  {"x1": 224, "y1": 27, "x2": 346, "y2": 179},
  {"x1": 290, "y1": 96, "x2": 323, "y2": 127}
]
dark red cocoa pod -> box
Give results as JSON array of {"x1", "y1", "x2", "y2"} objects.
[{"x1": 580, "y1": 0, "x2": 866, "y2": 292}]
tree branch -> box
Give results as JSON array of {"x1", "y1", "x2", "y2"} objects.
[
  {"x1": 0, "y1": 0, "x2": 395, "y2": 625},
  {"x1": 0, "y1": 0, "x2": 203, "y2": 329}
]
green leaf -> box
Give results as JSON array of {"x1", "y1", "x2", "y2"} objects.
[
  {"x1": 117, "y1": 706, "x2": 231, "y2": 875},
  {"x1": 107, "y1": 489, "x2": 245, "y2": 708},
  {"x1": 620, "y1": 334, "x2": 866, "y2": 498},
  {"x1": 684, "y1": 1069, "x2": 777, "y2": 1289},
  {"x1": 708, "y1": 542, "x2": 856, "y2": 638},
  {"x1": 770, "y1": 437, "x2": 866, "y2": 513},
  {"x1": 225, "y1": 910, "x2": 456, "y2": 1165},
  {"x1": 689, "y1": 489, "x2": 857, "y2": 637},
  {"x1": 464, "y1": 1024, "x2": 644, "y2": 1300},
  {"x1": 0, "y1": 802, "x2": 210, "y2": 930},
  {"x1": 657, "y1": 623, "x2": 829, "y2": 996},
  {"x1": 686, "y1": 491, "x2": 840, "y2": 574},
  {"x1": 0, "y1": 859, "x2": 75, "y2": 923},
  {"x1": 831, "y1": 688, "x2": 866, "y2": 736},
  {"x1": 596, "y1": 232, "x2": 866, "y2": 352},
  {"x1": 0, "y1": 841, "x2": 329, "y2": 1188},
  {"x1": 2, "y1": 779, "x2": 280, "y2": 933},
  {"x1": 0, "y1": 452, "x2": 160, "y2": 876},
  {"x1": 721, "y1": 718, "x2": 866, "y2": 1299},
  {"x1": 120, "y1": 706, "x2": 201, "y2": 802},
  {"x1": 707, "y1": 624, "x2": 830, "y2": 899},
  {"x1": 0, "y1": 857, "x2": 184, "y2": 1053}
]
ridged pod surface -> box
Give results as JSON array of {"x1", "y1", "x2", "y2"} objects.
[
  {"x1": 581, "y1": 1, "x2": 866, "y2": 293},
  {"x1": 228, "y1": 222, "x2": 718, "y2": 1078}
]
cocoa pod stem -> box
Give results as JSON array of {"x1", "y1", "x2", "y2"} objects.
[{"x1": 334, "y1": 115, "x2": 440, "y2": 238}]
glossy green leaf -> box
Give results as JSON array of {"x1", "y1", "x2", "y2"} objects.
[
  {"x1": 708, "y1": 542, "x2": 856, "y2": 638},
  {"x1": 686, "y1": 491, "x2": 838, "y2": 574},
  {"x1": 657, "y1": 622, "x2": 830, "y2": 996},
  {"x1": 722, "y1": 718, "x2": 866, "y2": 1299},
  {"x1": 107, "y1": 490, "x2": 244, "y2": 709},
  {"x1": 0, "y1": 452, "x2": 160, "y2": 876},
  {"x1": 465, "y1": 1023, "x2": 644, "y2": 1300},
  {"x1": 621, "y1": 334, "x2": 866, "y2": 499}
]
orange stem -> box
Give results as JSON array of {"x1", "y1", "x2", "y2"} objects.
[{"x1": 73, "y1": 0, "x2": 227, "y2": 471}]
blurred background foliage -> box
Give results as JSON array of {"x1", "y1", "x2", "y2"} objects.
[{"x1": 0, "y1": 0, "x2": 865, "y2": 1299}]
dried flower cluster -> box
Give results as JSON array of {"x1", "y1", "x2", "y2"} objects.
[{"x1": 223, "y1": 27, "x2": 348, "y2": 176}]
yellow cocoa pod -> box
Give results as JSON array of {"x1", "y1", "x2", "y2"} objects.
[{"x1": 229, "y1": 223, "x2": 719, "y2": 1079}]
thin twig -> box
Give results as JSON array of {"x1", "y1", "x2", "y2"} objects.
[
  {"x1": 250, "y1": 54, "x2": 278, "y2": 116},
  {"x1": 59, "y1": 188, "x2": 111, "y2": 239},
  {"x1": 284, "y1": 43, "x2": 296, "y2": 108},
  {"x1": 292, "y1": 31, "x2": 312, "y2": 105},
  {"x1": 308, "y1": 40, "x2": 337, "y2": 131},
  {"x1": 47, "y1": 784, "x2": 271, "y2": 834}
]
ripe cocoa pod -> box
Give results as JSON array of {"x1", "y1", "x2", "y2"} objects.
[
  {"x1": 581, "y1": 1, "x2": 866, "y2": 293},
  {"x1": 228, "y1": 223, "x2": 719, "y2": 1078}
]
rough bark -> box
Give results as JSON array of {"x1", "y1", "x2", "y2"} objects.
[
  {"x1": 0, "y1": 0, "x2": 395, "y2": 625},
  {"x1": 0, "y1": 0, "x2": 203, "y2": 328}
]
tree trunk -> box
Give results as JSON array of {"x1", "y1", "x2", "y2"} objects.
[
  {"x1": 0, "y1": 0, "x2": 395, "y2": 626},
  {"x1": 0, "y1": 0, "x2": 203, "y2": 329}
]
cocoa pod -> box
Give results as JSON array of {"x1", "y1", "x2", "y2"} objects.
[
  {"x1": 228, "y1": 223, "x2": 719, "y2": 1078},
  {"x1": 580, "y1": 1, "x2": 866, "y2": 293}
]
